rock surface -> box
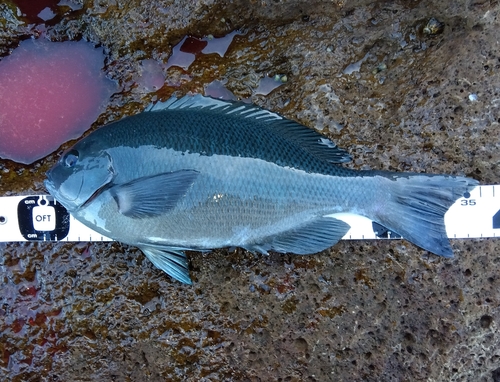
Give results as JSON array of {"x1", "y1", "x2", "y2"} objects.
[{"x1": 1, "y1": 0, "x2": 499, "y2": 381}]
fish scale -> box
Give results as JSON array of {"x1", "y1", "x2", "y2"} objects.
[
  {"x1": 44, "y1": 94, "x2": 478, "y2": 284},
  {"x1": 98, "y1": 105, "x2": 356, "y2": 177},
  {"x1": 100, "y1": 156, "x2": 340, "y2": 241}
]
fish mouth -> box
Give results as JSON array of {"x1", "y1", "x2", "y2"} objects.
[{"x1": 44, "y1": 178, "x2": 56, "y2": 198}]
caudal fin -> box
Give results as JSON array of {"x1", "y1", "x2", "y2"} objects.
[{"x1": 373, "y1": 174, "x2": 478, "y2": 257}]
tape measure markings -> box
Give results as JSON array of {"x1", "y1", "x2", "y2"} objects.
[{"x1": 1, "y1": 185, "x2": 500, "y2": 243}]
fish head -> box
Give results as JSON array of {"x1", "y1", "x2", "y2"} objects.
[{"x1": 45, "y1": 139, "x2": 115, "y2": 212}]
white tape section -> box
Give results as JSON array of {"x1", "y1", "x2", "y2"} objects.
[
  {"x1": 0, "y1": 185, "x2": 499, "y2": 243},
  {"x1": 338, "y1": 185, "x2": 500, "y2": 240}
]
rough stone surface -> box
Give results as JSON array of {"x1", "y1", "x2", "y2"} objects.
[{"x1": 1, "y1": 0, "x2": 500, "y2": 381}]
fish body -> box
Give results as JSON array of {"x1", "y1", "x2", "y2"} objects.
[{"x1": 45, "y1": 95, "x2": 478, "y2": 284}]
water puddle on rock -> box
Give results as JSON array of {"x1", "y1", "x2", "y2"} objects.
[{"x1": 140, "y1": 30, "x2": 287, "y2": 101}]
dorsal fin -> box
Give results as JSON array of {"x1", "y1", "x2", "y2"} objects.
[{"x1": 145, "y1": 94, "x2": 351, "y2": 164}]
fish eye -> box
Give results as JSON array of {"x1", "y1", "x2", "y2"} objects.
[{"x1": 63, "y1": 150, "x2": 79, "y2": 168}]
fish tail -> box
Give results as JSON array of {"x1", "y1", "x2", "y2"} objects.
[{"x1": 371, "y1": 173, "x2": 478, "y2": 257}]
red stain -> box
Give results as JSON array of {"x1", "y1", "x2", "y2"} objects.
[
  {"x1": 275, "y1": 273, "x2": 296, "y2": 295},
  {"x1": 46, "y1": 307, "x2": 62, "y2": 317},
  {"x1": 12, "y1": 0, "x2": 59, "y2": 23},
  {"x1": 2, "y1": 348, "x2": 11, "y2": 367},
  {"x1": 81, "y1": 245, "x2": 92, "y2": 259},
  {"x1": 11, "y1": 318, "x2": 26, "y2": 333},
  {"x1": 166, "y1": 31, "x2": 243, "y2": 70},
  {"x1": 180, "y1": 37, "x2": 208, "y2": 55},
  {"x1": 0, "y1": 39, "x2": 116, "y2": 164},
  {"x1": 28, "y1": 311, "x2": 47, "y2": 327},
  {"x1": 19, "y1": 285, "x2": 38, "y2": 297},
  {"x1": 22, "y1": 352, "x2": 33, "y2": 366}
]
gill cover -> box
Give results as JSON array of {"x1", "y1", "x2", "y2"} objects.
[{"x1": 45, "y1": 148, "x2": 114, "y2": 212}]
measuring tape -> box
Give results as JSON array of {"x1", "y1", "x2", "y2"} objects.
[
  {"x1": 0, "y1": 185, "x2": 499, "y2": 243},
  {"x1": 0, "y1": 195, "x2": 112, "y2": 242}
]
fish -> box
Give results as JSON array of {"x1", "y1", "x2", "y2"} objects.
[{"x1": 44, "y1": 94, "x2": 478, "y2": 284}]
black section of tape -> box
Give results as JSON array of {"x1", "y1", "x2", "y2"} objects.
[
  {"x1": 17, "y1": 196, "x2": 70, "y2": 241},
  {"x1": 372, "y1": 222, "x2": 402, "y2": 239},
  {"x1": 493, "y1": 209, "x2": 500, "y2": 229}
]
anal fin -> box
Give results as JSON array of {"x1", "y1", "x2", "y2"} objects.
[{"x1": 245, "y1": 217, "x2": 350, "y2": 255}]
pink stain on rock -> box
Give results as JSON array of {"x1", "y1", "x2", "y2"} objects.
[{"x1": 0, "y1": 39, "x2": 116, "y2": 164}]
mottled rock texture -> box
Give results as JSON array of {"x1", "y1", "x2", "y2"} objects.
[{"x1": 1, "y1": 0, "x2": 499, "y2": 381}]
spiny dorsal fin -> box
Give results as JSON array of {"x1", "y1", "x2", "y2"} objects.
[{"x1": 146, "y1": 94, "x2": 351, "y2": 164}]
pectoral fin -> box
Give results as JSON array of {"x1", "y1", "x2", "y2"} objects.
[
  {"x1": 245, "y1": 217, "x2": 351, "y2": 255},
  {"x1": 111, "y1": 170, "x2": 199, "y2": 218},
  {"x1": 139, "y1": 246, "x2": 192, "y2": 284}
]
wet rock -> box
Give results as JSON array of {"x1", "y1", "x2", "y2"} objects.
[
  {"x1": 1, "y1": 0, "x2": 500, "y2": 381},
  {"x1": 423, "y1": 17, "x2": 445, "y2": 36}
]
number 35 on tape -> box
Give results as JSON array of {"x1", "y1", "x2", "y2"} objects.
[{"x1": 445, "y1": 185, "x2": 500, "y2": 239}]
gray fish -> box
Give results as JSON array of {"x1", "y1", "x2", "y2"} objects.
[{"x1": 44, "y1": 95, "x2": 478, "y2": 284}]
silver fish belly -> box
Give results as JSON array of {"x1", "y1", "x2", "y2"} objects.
[{"x1": 45, "y1": 95, "x2": 478, "y2": 284}]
